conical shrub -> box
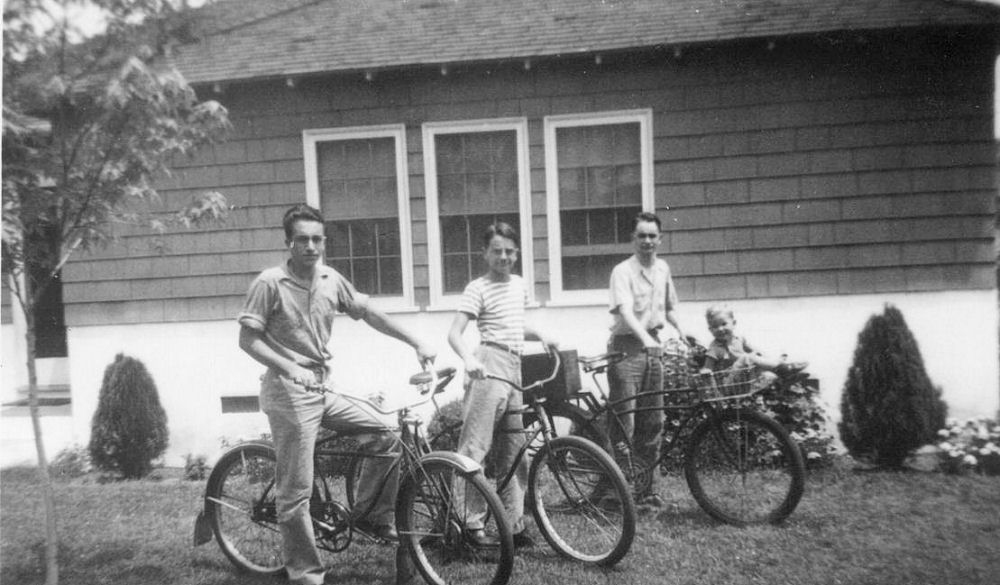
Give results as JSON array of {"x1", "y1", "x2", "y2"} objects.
[
  {"x1": 839, "y1": 304, "x2": 947, "y2": 468},
  {"x1": 89, "y1": 353, "x2": 169, "y2": 479}
]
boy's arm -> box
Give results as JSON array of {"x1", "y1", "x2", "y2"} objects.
[
  {"x1": 448, "y1": 311, "x2": 485, "y2": 379},
  {"x1": 361, "y1": 306, "x2": 436, "y2": 365},
  {"x1": 239, "y1": 325, "x2": 318, "y2": 386}
]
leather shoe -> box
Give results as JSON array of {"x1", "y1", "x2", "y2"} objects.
[
  {"x1": 355, "y1": 520, "x2": 398, "y2": 542},
  {"x1": 512, "y1": 530, "x2": 535, "y2": 548},
  {"x1": 464, "y1": 528, "x2": 499, "y2": 548},
  {"x1": 775, "y1": 361, "x2": 808, "y2": 379}
]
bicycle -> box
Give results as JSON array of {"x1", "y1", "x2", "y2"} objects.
[
  {"x1": 543, "y1": 339, "x2": 806, "y2": 527},
  {"x1": 422, "y1": 349, "x2": 637, "y2": 567},
  {"x1": 193, "y1": 366, "x2": 515, "y2": 585}
]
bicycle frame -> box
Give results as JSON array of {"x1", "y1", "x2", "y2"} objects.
[{"x1": 196, "y1": 367, "x2": 470, "y2": 547}]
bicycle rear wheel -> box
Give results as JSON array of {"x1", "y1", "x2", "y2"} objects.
[
  {"x1": 205, "y1": 443, "x2": 284, "y2": 575},
  {"x1": 528, "y1": 435, "x2": 636, "y2": 566},
  {"x1": 684, "y1": 408, "x2": 805, "y2": 526},
  {"x1": 396, "y1": 458, "x2": 514, "y2": 585}
]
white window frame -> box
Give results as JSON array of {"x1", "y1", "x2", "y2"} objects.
[
  {"x1": 422, "y1": 118, "x2": 534, "y2": 310},
  {"x1": 544, "y1": 109, "x2": 655, "y2": 306},
  {"x1": 303, "y1": 124, "x2": 416, "y2": 312}
]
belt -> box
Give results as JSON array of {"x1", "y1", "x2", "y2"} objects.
[{"x1": 482, "y1": 340, "x2": 522, "y2": 357}]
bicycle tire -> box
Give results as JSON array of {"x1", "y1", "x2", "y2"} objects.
[
  {"x1": 684, "y1": 408, "x2": 805, "y2": 526},
  {"x1": 525, "y1": 401, "x2": 609, "y2": 450},
  {"x1": 527, "y1": 435, "x2": 636, "y2": 566},
  {"x1": 396, "y1": 458, "x2": 514, "y2": 585},
  {"x1": 205, "y1": 443, "x2": 284, "y2": 575},
  {"x1": 538, "y1": 402, "x2": 658, "y2": 497}
]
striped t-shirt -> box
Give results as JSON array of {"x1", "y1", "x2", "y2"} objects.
[{"x1": 458, "y1": 274, "x2": 528, "y2": 353}]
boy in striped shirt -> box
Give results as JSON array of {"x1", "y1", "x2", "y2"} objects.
[{"x1": 448, "y1": 221, "x2": 558, "y2": 548}]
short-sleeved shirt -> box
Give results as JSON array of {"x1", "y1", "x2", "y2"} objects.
[
  {"x1": 237, "y1": 262, "x2": 369, "y2": 369},
  {"x1": 706, "y1": 335, "x2": 757, "y2": 371},
  {"x1": 608, "y1": 255, "x2": 679, "y2": 336},
  {"x1": 458, "y1": 275, "x2": 528, "y2": 353}
]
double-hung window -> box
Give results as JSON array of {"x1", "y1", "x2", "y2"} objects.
[
  {"x1": 423, "y1": 119, "x2": 533, "y2": 308},
  {"x1": 303, "y1": 125, "x2": 415, "y2": 310},
  {"x1": 545, "y1": 110, "x2": 654, "y2": 305}
]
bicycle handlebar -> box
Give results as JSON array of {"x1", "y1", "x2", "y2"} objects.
[
  {"x1": 484, "y1": 347, "x2": 561, "y2": 393},
  {"x1": 306, "y1": 365, "x2": 458, "y2": 415}
]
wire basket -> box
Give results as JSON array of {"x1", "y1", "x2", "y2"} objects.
[{"x1": 687, "y1": 367, "x2": 776, "y2": 402}]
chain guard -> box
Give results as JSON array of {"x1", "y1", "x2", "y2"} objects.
[{"x1": 313, "y1": 500, "x2": 352, "y2": 552}]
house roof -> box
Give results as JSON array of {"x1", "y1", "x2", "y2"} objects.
[{"x1": 170, "y1": 0, "x2": 1000, "y2": 85}]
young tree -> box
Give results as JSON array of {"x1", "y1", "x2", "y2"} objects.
[
  {"x1": 2, "y1": 2, "x2": 228, "y2": 583},
  {"x1": 839, "y1": 304, "x2": 948, "y2": 469}
]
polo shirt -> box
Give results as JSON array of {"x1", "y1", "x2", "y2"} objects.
[
  {"x1": 608, "y1": 255, "x2": 678, "y2": 337},
  {"x1": 237, "y1": 262, "x2": 369, "y2": 369}
]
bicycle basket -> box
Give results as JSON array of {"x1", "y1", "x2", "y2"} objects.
[
  {"x1": 693, "y1": 367, "x2": 776, "y2": 402},
  {"x1": 521, "y1": 350, "x2": 581, "y2": 402}
]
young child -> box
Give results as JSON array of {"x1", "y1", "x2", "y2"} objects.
[
  {"x1": 447, "y1": 221, "x2": 558, "y2": 549},
  {"x1": 699, "y1": 305, "x2": 807, "y2": 379}
]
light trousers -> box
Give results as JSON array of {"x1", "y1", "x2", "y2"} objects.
[
  {"x1": 456, "y1": 346, "x2": 529, "y2": 534},
  {"x1": 261, "y1": 370, "x2": 399, "y2": 585}
]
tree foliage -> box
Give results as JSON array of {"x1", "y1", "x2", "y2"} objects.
[
  {"x1": 89, "y1": 353, "x2": 169, "y2": 478},
  {"x1": 839, "y1": 304, "x2": 948, "y2": 468},
  {"x1": 2, "y1": 2, "x2": 227, "y2": 582}
]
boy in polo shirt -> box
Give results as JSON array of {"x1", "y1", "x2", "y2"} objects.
[
  {"x1": 607, "y1": 211, "x2": 689, "y2": 507},
  {"x1": 238, "y1": 204, "x2": 436, "y2": 585},
  {"x1": 448, "y1": 221, "x2": 558, "y2": 548}
]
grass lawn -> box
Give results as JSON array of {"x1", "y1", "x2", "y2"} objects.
[{"x1": 2, "y1": 460, "x2": 999, "y2": 585}]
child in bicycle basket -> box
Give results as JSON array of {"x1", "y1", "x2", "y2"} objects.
[{"x1": 698, "y1": 305, "x2": 808, "y2": 394}]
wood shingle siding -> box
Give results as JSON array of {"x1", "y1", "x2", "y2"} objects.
[{"x1": 61, "y1": 30, "x2": 997, "y2": 325}]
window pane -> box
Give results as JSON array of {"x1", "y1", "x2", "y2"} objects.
[
  {"x1": 316, "y1": 135, "x2": 406, "y2": 298},
  {"x1": 464, "y1": 133, "x2": 493, "y2": 173},
  {"x1": 615, "y1": 164, "x2": 642, "y2": 206},
  {"x1": 435, "y1": 129, "x2": 523, "y2": 295},
  {"x1": 326, "y1": 222, "x2": 351, "y2": 258},
  {"x1": 441, "y1": 216, "x2": 468, "y2": 254},
  {"x1": 444, "y1": 254, "x2": 471, "y2": 293},
  {"x1": 589, "y1": 210, "x2": 616, "y2": 245},
  {"x1": 379, "y1": 256, "x2": 403, "y2": 295},
  {"x1": 587, "y1": 166, "x2": 615, "y2": 207},
  {"x1": 353, "y1": 258, "x2": 378, "y2": 293},
  {"x1": 436, "y1": 134, "x2": 464, "y2": 174},
  {"x1": 352, "y1": 222, "x2": 376, "y2": 256},
  {"x1": 555, "y1": 120, "x2": 644, "y2": 291},
  {"x1": 560, "y1": 210, "x2": 589, "y2": 247},
  {"x1": 616, "y1": 206, "x2": 643, "y2": 243},
  {"x1": 375, "y1": 219, "x2": 400, "y2": 255},
  {"x1": 438, "y1": 174, "x2": 466, "y2": 215},
  {"x1": 493, "y1": 172, "x2": 518, "y2": 210}
]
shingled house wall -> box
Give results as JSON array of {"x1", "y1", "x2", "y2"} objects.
[{"x1": 60, "y1": 32, "x2": 996, "y2": 326}]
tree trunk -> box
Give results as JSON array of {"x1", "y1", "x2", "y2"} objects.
[{"x1": 23, "y1": 308, "x2": 59, "y2": 585}]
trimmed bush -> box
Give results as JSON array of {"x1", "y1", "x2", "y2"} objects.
[
  {"x1": 839, "y1": 304, "x2": 947, "y2": 468},
  {"x1": 89, "y1": 353, "x2": 169, "y2": 479}
]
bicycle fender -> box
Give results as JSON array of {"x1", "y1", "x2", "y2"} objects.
[
  {"x1": 201, "y1": 440, "x2": 276, "y2": 516},
  {"x1": 418, "y1": 450, "x2": 482, "y2": 475}
]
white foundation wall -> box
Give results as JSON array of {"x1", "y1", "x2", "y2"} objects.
[{"x1": 4, "y1": 288, "x2": 996, "y2": 468}]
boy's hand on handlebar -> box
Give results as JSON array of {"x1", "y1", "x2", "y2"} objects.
[
  {"x1": 414, "y1": 344, "x2": 437, "y2": 366},
  {"x1": 464, "y1": 355, "x2": 486, "y2": 380}
]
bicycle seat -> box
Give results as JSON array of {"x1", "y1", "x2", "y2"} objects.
[{"x1": 409, "y1": 367, "x2": 457, "y2": 387}]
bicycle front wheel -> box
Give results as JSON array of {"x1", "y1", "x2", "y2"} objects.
[
  {"x1": 396, "y1": 458, "x2": 514, "y2": 585},
  {"x1": 205, "y1": 443, "x2": 284, "y2": 575},
  {"x1": 684, "y1": 409, "x2": 805, "y2": 526},
  {"x1": 528, "y1": 435, "x2": 636, "y2": 566}
]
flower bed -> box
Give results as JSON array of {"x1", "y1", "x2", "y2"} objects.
[{"x1": 936, "y1": 417, "x2": 1000, "y2": 475}]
